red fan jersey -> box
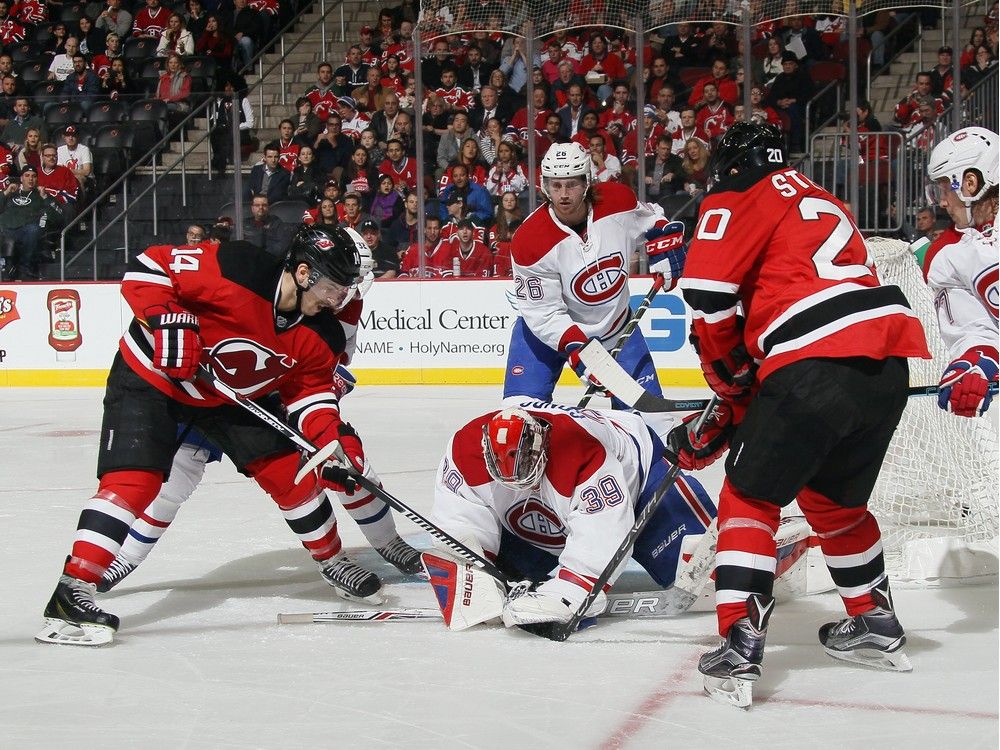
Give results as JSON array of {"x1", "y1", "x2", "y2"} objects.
[
  {"x1": 0, "y1": 17, "x2": 25, "y2": 45},
  {"x1": 119, "y1": 241, "x2": 350, "y2": 445},
  {"x1": 275, "y1": 137, "x2": 300, "y2": 172},
  {"x1": 378, "y1": 156, "x2": 418, "y2": 191},
  {"x1": 400, "y1": 240, "x2": 453, "y2": 277},
  {"x1": 132, "y1": 6, "x2": 169, "y2": 37},
  {"x1": 680, "y1": 166, "x2": 930, "y2": 382},
  {"x1": 0, "y1": 143, "x2": 13, "y2": 190},
  {"x1": 432, "y1": 85, "x2": 473, "y2": 112},
  {"x1": 12, "y1": 0, "x2": 46, "y2": 24},
  {"x1": 446, "y1": 237, "x2": 494, "y2": 277},
  {"x1": 37, "y1": 165, "x2": 79, "y2": 204},
  {"x1": 696, "y1": 102, "x2": 734, "y2": 143},
  {"x1": 304, "y1": 85, "x2": 338, "y2": 121}
]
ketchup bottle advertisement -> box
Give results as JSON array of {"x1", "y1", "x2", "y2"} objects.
[{"x1": 47, "y1": 289, "x2": 83, "y2": 362}]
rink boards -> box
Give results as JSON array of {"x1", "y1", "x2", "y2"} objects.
[{"x1": 0, "y1": 278, "x2": 703, "y2": 387}]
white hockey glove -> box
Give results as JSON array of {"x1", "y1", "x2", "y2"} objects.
[{"x1": 501, "y1": 575, "x2": 607, "y2": 629}]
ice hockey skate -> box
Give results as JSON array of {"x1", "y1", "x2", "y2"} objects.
[
  {"x1": 36, "y1": 575, "x2": 120, "y2": 647},
  {"x1": 96, "y1": 557, "x2": 138, "y2": 593},
  {"x1": 699, "y1": 594, "x2": 774, "y2": 708},
  {"x1": 317, "y1": 555, "x2": 384, "y2": 604},
  {"x1": 818, "y1": 579, "x2": 912, "y2": 672},
  {"x1": 375, "y1": 536, "x2": 424, "y2": 576}
]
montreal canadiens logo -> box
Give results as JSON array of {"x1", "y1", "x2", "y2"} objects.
[
  {"x1": 208, "y1": 338, "x2": 297, "y2": 395},
  {"x1": 506, "y1": 499, "x2": 566, "y2": 550},
  {"x1": 975, "y1": 264, "x2": 999, "y2": 320},
  {"x1": 571, "y1": 253, "x2": 627, "y2": 306}
]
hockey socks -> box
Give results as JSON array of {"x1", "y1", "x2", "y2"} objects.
[
  {"x1": 329, "y1": 464, "x2": 398, "y2": 548},
  {"x1": 797, "y1": 487, "x2": 886, "y2": 616},
  {"x1": 713, "y1": 480, "x2": 780, "y2": 637}
]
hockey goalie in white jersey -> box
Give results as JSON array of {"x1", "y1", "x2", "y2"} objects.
[
  {"x1": 925, "y1": 126, "x2": 999, "y2": 418},
  {"x1": 426, "y1": 402, "x2": 717, "y2": 632}
]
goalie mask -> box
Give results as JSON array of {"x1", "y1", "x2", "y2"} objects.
[{"x1": 482, "y1": 409, "x2": 551, "y2": 490}]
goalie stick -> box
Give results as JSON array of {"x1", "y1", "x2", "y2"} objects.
[
  {"x1": 576, "y1": 341, "x2": 1000, "y2": 413},
  {"x1": 578, "y1": 276, "x2": 665, "y2": 409},
  {"x1": 195, "y1": 366, "x2": 511, "y2": 583},
  {"x1": 548, "y1": 395, "x2": 720, "y2": 641}
]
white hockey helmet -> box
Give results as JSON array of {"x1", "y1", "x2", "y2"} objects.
[
  {"x1": 540, "y1": 141, "x2": 592, "y2": 199},
  {"x1": 335, "y1": 226, "x2": 373, "y2": 309},
  {"x1": 927, "y1": 126, "x2": 999, "y2": 206},
  {"x1": 481, "y1": 408, "x2": 550, "y2": 490}
]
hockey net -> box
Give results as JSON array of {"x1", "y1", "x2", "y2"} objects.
[{"x1": 866, "y1": 236, "x2": 999, "y2": 585}]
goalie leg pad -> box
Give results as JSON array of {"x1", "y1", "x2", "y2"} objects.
[{"x1": 421, "y1": 551, "x2": 504, "y2": 631}]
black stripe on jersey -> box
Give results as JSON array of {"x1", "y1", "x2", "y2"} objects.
[
  {"x1": 826, "y1": 553, "x2": 886, "y2": 589},
  {"x1": 301, "y1": 310, "x2": 347, "y2": 359},
  {"x1": 216, "y1": 240, "x2": 287, "y2": 303},
  {"x1": 127, "y1": 319, "x2": 155, "y2": 360},
  {"x1": 78, "y1": 508, "x2": 131, "y2": 543},
  {"x1": 714, "y1": 564, "x2": 776, "y2": 596},
  {"x1": 284, "y1": 497, "x2": 334, "y2": 536},
  {"x1": 682, "y1": 287, "x2": 739, "y2": 315},
  {"x1": 127, "y1": 252, "x2": 169, "y2": 278},
  {"x1": 761, "y1": 285, "x2": 911, "y2": 356}
]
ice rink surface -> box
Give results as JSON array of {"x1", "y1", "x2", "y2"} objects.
[{"x1": 1, "y1": 385, "x2": 997, "y2": 749}]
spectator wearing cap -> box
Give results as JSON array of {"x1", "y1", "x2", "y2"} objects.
[
  {"x1": 766, "y1": 51, "x2": 813, "y2": 151},
  {"x1": 447, "y1": 218, "x2": 493, "y2": 277},
  {"x1": 928, "y1": 46, "x2": 955, "y2": 98},
  {"x1": 61, "y1": 54, "x2": 102, "y2": 105},
  {"x1": 358, "y1": 218, "x2": 398, "y2": 278},
  {"x1": 438, "y1": 162, "x2": 492, "y2": 224},
  {"x1": 440, "y1": 191, "x2": 466, "y2": 242},
  {"x1": 0, "y1": 166, "x2": 62, "y2": 280},
  {"x1": 368, "y1": 173, "x2": 402, "y2": 226},
  {"x1": 57, "y1": 126, "x2": 93, "y2": 195},
  {"x1": 335, "y1": 45, "x2": 371, "y2": 89},
  {"x1": 356, "y1": 25, "x2": 381, "y2": 66},
  {"x1": 336, "y1": 96, "x2": 370, "y2": 141}
]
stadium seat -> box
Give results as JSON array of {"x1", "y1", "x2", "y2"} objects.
[
  {"x1": 269, "y1": 200, "x2": 310, "y2": 224},
  {"x1": 679, "y1": 66, "x2": 711, "y2": 90},
  {"x1": 810, "y1": 61, "x2": 847, "y2": 84},
  {"x1": 123, "y1": 36, "x2": 159, "y2": 62},
  {"x1": 184, "y1": 56, "x2": 217, "y2": 88},
  {"x1": 87, "y1": 100, "x2": 128, "y2": 125},
  {"x1": 93, "y1": 123, "x2": 134, "y2": 169},
  {"x1": 130, "y1": 99, "x2": 170, "y2": 157},
  {"x1": 32, "y1": 24, "x2": 53, "y2": 47},
  {"x1": 44, "y1": 101, "x2": 86, "y2": 130},
  {"x1": 139, "y1": 58, "x2": 166, "y2": 95},
  {"x1": 18, "y1": 59, "x2": 50, "y2": 85},
  {"x1": 32, "y1": 80, "x2": 66, "y2": 109},
  {"x1": 58, "y1": 3, "x2": 85, "y2": 25},
  {"x1": 8, "y1": 42, "x2": 36, "y2": 65}
]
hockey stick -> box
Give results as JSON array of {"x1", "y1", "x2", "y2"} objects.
[
  {"x1": 549, "y1": 395, "x2": 720, "y2": 641},
  {"x1": 277, "y1": 587, "x2": 720, "y2": 625},
  {"x1": 195, "y1": 366, "x2": 510, "y2": 584},
  {"x1": 577, "y1": 343, "x2": 1000, "y2": 413},
  {"x1": 577, "y1": 276, "x2": 665, "y2": 409}
]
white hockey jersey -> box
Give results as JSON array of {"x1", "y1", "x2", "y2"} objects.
[
  {"x1": 925, "y1": 225, "x2": 999, "y2": 360},
  {"x1": 432, "y1": 402, "x2": 669, "y2": 594},
  {"x1": 509, "y1": 181, "x2": 666, "y2": 353}
]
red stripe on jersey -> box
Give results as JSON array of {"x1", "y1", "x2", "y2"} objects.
[
  {"x1": 539, "y1": 413, "x2": 607, "y2": 497},
  {"x1": 558, "y1": 567, "x2": 612, "y2": 593},
  {"x1": 921, "y1": 224, "x2": 962, "y2": 281},
  {"x1": 675, "y1": 476, "x2": 713, "y2": 528},
  {"x1": 450, "y1": 412, "x2": 499, "y2": 487},
  {"x1": 510, "y1": 205, "x2": 571, "y2": 268}
]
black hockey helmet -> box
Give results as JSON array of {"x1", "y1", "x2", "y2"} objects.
[
  {"x1": 284, "y1": 224, "x2": 362, "y2": 288},
  {"x1": 709, "y1": 121, "x2": 787, "y2": 185}
]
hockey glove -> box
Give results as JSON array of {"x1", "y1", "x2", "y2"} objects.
[
  {"x1": 664, "y1": 402, "x2": 733, "y2": 470},
  {"x1": 319, "y1": 422, "x2": 365, "y2": 494},
  {"x1": 644, "y1": 220, "x2": 687, "y2": 291},
  {"x1": 144, "y1": 303, "x2": 203, "y2": 381},
  {"x1": 502, "y1": 574, "x2": 606, "y2": 638},
  {"x1": 332, "y1": 364, "x2": 356, "y2": 401},
  {"x1": 938, "y1": 347, "x2": 999, "y2": 417},
  {"x1": 564, "y1": 337, "x2": 610, "y2": 396},
  {"x1": 691, "y1": 332, "x2": 757, "y2": 402}
]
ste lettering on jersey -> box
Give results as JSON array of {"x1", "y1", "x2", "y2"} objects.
[
  {"x1": 120, "y1": 241, "x2": 348, "y2": 424},
  {"x1": 511, "y1": 181, "x2": 665, "y2": 352},
  {"x1": 681, "y1": 166, "x2": 929, "y2": 381}
]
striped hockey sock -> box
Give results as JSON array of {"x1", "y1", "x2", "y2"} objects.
[
  {"x1": 279, "y1": 489, "x2": 343, "y2": 562},
  {"x1": 329, "y1": 464, "x2": 397, "y2": 548}
]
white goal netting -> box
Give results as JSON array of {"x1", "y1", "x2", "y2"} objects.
[{"x1": 867, "y1": 236, "x2": 999, "y2": 584}]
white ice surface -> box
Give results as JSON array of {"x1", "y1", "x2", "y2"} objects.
[{"x1": 1, "y1": 385, "x2": 997, "y2": 749}]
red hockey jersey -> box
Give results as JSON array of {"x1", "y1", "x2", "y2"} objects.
[{"x1": 681, "y1": 166, "x2": 929, "y2": 382}]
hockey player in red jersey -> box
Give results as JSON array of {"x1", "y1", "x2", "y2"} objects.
[
  {"x1": 37, "y1": 226, "x2": 390, "y2": 647},
  {"x1": 676, "y1": 122, "x2": 930, "y2": 706},
  {"x1": 924, "y1": 127, "x2": 999, "y2": 418}
]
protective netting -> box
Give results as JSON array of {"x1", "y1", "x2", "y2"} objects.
[
  {"x1": 415, "y1": 0, "x2": 984, "y2": 38},
  {"x1": 866, "y1": 236, "x2": 999, "y2": 582}
]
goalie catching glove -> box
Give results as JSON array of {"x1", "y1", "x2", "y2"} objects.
[
  {"x1": 938, "y1": 347, "x2": 998, "y2": 417},
  {"x1": 644, "y1": 220, "x2": 687, "y2": 291},
  {"x1": 501, "y1": 574, "x2": 606, "y2": 637},
  {"x1": 144, "y1": 303, "x2": 203, "y2": 381},
  {"x1": 664, "y1": 402, "x2": 733, "y2": 470}
]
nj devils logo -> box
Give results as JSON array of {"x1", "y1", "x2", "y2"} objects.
[
  {"x1": 571, "y1": 253, "x2": 627, "y2": 306},
  {"x1": 974, "y1": 264, "x2": 999, "y2": 321},
  {"x1": 506, "y1": 499, "x2": 566, "y2": 550},
  {"x1": 207, "y1": 339, "x2": 296, "y2": 395}
]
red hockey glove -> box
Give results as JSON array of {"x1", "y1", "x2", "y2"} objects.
[
  {"x1": 664, "y1": 402, "x2": 733, "y2": 470},
  {"x1": 938, "y1": 347, "x2": 999, "y2": 417},
  {"x1": 690, "y1": 332, "x2": 757, "y2": 402},
  {"x1": 645, "y1": 220, "x2": 687, "y2": 291},
  {"x1": 319, "y1": 421, "x2": 365, "y2": 495},
  {"x1": 565, "y1": 340, "x2": 610, "y2": 396},
  {"x1": 144, "y1": 303, "x2": 203, "y2": 381}
]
